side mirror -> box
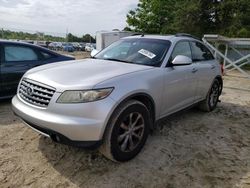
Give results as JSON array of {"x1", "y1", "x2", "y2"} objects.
[
  {"x1": 91, "y1": 49, "x2": 99, "y2": 57},
  {"x1": 172, "y1": 55, "x2": 192, "y2": 66}
]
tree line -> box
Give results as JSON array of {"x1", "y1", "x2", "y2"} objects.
[
  {"x1": 126, "y1": 0, "x2": 250, "y2": 38},
  {"x1": 0, "y1": 29, "x2": 65, "y2": 41},
  {"x1": 67, "y1": 33, "x2": 96, "y2": 43},
  {"x1": 0, "y1": 29, "x2": 96, "y2": 42}
]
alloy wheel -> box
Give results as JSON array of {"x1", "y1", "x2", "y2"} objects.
[
  {"x1": 209, "y1": 82, "x2": 219, "y2": 107},
  {"x1": 117, "y1": 112, "x2": 145, "y2": 152}
]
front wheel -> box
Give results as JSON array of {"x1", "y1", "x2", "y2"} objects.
[
  {"x1": 99, "y1": 100, "x2": 150, "y2": 162},
  {"x1": 198, "y1": 79, "x2": 221, "y2": 112}
]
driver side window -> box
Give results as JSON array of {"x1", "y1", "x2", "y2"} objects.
[{"x1": 171, "y1": 41, "x2": 192, "y2": 60}]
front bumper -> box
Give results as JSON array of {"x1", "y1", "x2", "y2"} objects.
[{"x1": 12, "y1": 94, "x2": 116, "y2": 142}]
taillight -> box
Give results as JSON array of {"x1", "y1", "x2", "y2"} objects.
[{"x1": 220, "y1": 64, "x2": 224, "y2": 75}]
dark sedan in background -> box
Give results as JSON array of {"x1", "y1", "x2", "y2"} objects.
[{"x1": 0, "y1": 40, "x2": 75, "y2": 99}]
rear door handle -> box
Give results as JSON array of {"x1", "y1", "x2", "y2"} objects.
[
  {"x1": 211, "y1": 65, "x2": 215, "y2": 69},
  {"x1": 192, "y1": 68, "x2": 198, "y2": 73}
]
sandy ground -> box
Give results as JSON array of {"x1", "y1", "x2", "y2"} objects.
[
  {"x1": 59, "y1": 51, "x2": 91, "y2": 60},
  {"x1": 0, "y1": 67, "x2": 250, "y2": 187}
]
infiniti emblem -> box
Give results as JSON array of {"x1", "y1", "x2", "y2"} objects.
[{"x1": 26, "y1": 86, "x2": 34, "y2": 95}]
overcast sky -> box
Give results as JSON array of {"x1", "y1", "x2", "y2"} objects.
[{"x1": 0, "y1": 0, "x2": 138, "y2": 36}]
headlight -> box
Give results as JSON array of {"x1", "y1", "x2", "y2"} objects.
[{"x1": 57, "y1": 88, "x2": 113, "y2": 103}]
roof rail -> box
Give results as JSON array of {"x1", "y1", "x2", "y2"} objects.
[{"x1": 175, "y1": 33, "x2": 201, "y2": 41}]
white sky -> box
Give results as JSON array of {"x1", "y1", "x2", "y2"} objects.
[{"x1": 0, "y1": 0, "x2": 138, "y2": 37}]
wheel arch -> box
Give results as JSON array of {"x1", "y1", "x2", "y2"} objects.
[
  {"x1": 128, "y1": 93, "x2": 156, "y2": 126},
  {"x1": 101, "y1": 92, "x2": 156, "y2": 140}
]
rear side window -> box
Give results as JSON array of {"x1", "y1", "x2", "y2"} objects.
[
  {"x1": 171, "y1": 41, "x2": 192, "y2": 60},
  {"x1": 40, "y1": 51, "x2": 55, "y2": 60},
  {"x1": 4, "y1": 45, "x2": 38, "y2": 62},
  {"x1": 190, "y1": 42, "x2": 214, "y2": 61}
]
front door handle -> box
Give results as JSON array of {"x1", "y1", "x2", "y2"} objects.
[{"x1": 192, "y1": 68, "x2": 198, "y2": 73}]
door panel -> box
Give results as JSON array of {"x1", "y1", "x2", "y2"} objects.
[
  {"x1": 190, "y1": 41, "x2": 216, "y2": 100},
  {"x1": 160, "y1": 41, "x2": 198, "y2": 116},
  {"x1": 1, "y1": 62, "x2": 30, "y2": 97},
  {"x1": 0, "y1": 44, "x2": 3, "y2": 98},
  {"x1": 193, "y1": 61, "x2": 216, "y2": 100},
  {"x1": 1, "y1": 44, "x2": 41, "y2": 97},
  {"x1": 161, "y1": 64, "x2": 197, "y2": 116}
]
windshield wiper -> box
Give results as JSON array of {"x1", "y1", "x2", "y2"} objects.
[{"x1": 104, "y1": 58, "x2": 132, "y2": 64}]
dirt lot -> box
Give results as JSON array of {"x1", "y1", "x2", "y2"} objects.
[
  {"x1": 59, "y1": 51, "x2": 91, "y2": 60},
  {"x1": 0, "y1": 65, "x2": 250, "y2": 187}
]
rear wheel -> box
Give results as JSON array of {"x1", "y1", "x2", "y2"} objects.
[
  {"x1": 99, "y1": 100, "x2": 150, "y2": 162},
  {"x1": 198, "y1": 79, "x2": 220, "y2": 112}
]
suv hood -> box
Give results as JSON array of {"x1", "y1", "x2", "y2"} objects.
[{"x1": 25, "y1": 58, "x2": 153, "y2": 92}]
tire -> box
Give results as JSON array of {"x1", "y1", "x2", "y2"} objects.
[
  {"x1": 198, "y1": 79, "x2": 221, "y2": 112},
  {"x1": 99, "y1": 100, "x2": 150, "y2": 162}
]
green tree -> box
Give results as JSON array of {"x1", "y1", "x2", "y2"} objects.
[
  {"x1": 82, "y1": 34, "x2": 96, "y2": 43},
  {"x1": 126, "y1": 0, "x2": 177, "y2": 34},
  {"x1": 1, "y1": 29, "x2": 65, "y2": 41},
  {"x1": 67, "y1": 33, "x2": 95, "y2": 43},
  {"x1": 126, "y1": 0, "x2": 250, "y2": 37},
  {"x1": 1, "y1": 29, "x2": 97, "y2": 42}
]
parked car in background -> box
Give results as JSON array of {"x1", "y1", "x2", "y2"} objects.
[
  {"x1": 19, "y1": 40, "x2": 34, "y2": 44},
  {"x1": 48, "y1": 42, "x2": 57, "y2": 50},
  {"x1": 0, "y1": 40, "x2": 75, "y2": 99},
  {"x1": 85, "y1": 43, "x2": 96, "y2": 52},
  {"x1": 12, "y1": 34, "x2": 223, "y2": 162},
  {"x1": 72, "y1": 42, "x2": 85, "y2": 51},
  {"x1": 62, "y1": 43, "x2": 75, "y2": 52},
  {"x1": 33, "y1": 41, "x2": 47, "y2": 48},
  {"x1": 48, "y1": 42, "x2": 63, "y2": 51},
  {"x1": 79, "y1": 42, "x2": 87, "y2": 51}
]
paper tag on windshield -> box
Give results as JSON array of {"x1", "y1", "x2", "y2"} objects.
[{"x1": 138, "y1": 49, "x2": 156, "y2": 59}]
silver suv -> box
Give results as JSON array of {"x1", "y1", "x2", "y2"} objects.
[{"x1": 12, "y1": 34, "x2": 223, "y2": 162}]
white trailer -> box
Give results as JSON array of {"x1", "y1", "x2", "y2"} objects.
[{"x1": 96, "y1": 31, "x2": 134, "y2": 51}]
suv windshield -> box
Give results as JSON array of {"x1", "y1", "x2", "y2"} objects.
[{"x1": 95, "y1": 38, "x2": 171, "y2": 67}]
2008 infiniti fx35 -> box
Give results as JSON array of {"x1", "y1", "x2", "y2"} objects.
[{"x1": 12, "y1": 34, "x2": 223, "y2": 162}]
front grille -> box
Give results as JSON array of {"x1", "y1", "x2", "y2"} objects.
[{"x1": 18, "y1": 78, "x2": 55, "y2": 107}]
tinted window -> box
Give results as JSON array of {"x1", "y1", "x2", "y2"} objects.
[
  {"x1": 41, "y1": 51, "x2": 55, "y2": 60},
  {"x1": 171, "y1": 41, "x2": 192, "y2": 60},
  {"x1": 5, "y1": 45, "x2": 38, "y2": 62},
  {"x1": 190, "y1": 42, "x2": 214, "y2": 61},
  {"x1": 95, "y1": 38, "x2": 171, "y2": 67}
]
